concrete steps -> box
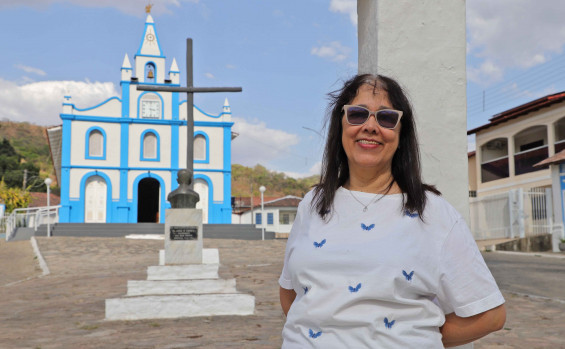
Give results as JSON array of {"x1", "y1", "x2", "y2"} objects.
[
  {"x1": 105, "y1": 248, "x2": 255, "y2": 320},
  {"x1": 126, "y1": 279, "x2": 237, "y2": 296},
  {"x1": 147, "y1": 264, "x2": 219, "y2": 280},
  {"x1": 105, "y1": 294, "x2": 255, "y2": 320},
  {"x1": 38, "y1": 223, "x2": 275, "y2": 240}
]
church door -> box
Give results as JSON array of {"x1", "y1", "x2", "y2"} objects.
[
  {"x1": 137, "y1": 178, "x2": 160, "y2": 222},
  {"x1": 85, "y1": 176, "x2": 107, "y2": 223},
  {"x1": 194, "y1": 178, "x2": 208, "y2": 223}
]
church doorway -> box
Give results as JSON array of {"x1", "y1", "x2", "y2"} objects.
[
  {"x1": 137, "y1": 178, "x2": 160, "y2": 223},
  {"x1": 85, "y1": 175, "x2": 107, "y2": 223}
]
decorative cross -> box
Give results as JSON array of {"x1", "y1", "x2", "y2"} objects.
[{"x1": 137, "y1": 38, "x2": 242, "y2": 193}]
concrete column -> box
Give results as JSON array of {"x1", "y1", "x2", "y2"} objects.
[
  {"x1": 357, "y1": 0, "x2": 378, "y2": 74},
  {"x1": 358, "y1": 0, "x2": 468, "y2": 221},
  {"x1": 547, "y1": 123, "x2": 555, "y2": 157},
  {"x1": 508, "y1": 136, "x2": 515, "y2": 177}
]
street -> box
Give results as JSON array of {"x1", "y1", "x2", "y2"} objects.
[{"x1": 483, "y1": 252, "x2": 565, "y2": 301}]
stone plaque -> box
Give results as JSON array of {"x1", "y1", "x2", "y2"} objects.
[{"x1": 170, "y1": 226, "x2": 198, "y2": 240}]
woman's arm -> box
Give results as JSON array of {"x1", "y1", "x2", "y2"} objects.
[
  {"x1": 441, "y1": 304, "x2": 506, "y2": 347},
  {"x1": 280, "y1": 287, "x2": 297, "y2": 316}
]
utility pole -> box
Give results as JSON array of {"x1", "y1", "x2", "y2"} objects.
[{"x1": 22, "y1": 169, "x2": 27, "y2": 190}]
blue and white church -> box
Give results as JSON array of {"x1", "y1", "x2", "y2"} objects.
[{"x1": 48, "y1": 14, "x2": 234, "y2": 224}]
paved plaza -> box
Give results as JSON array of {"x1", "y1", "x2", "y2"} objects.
[{"x1": 1, "y1": 236, "x2": 564, "y2": 348}]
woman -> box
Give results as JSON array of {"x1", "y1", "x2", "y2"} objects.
[{"x1": 279, "y1": 74, "x2": 506, "y2": 348}]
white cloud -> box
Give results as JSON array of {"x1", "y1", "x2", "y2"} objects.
[
  {"x1": 467, "y1": 60, "x2": 504, "y2": 86},
  {"x1": 205, "y1": 72, "x2": 215, "y2": 79},
  {"x1": 225, "y1": 64, "x2": 236, "y2": 69},
  {"x1": 0, "y1": 0, "x2": 199, "y2": 16},
  {"x1": 329, "y1": 0, "x2": 357, "y2": 25},
  {"x1": 0, "y1": 78, "x2": 118, "y2": 126},
  {"x1": 467, "y1": 0, "x2": 565, "y2": 84},
  {"x1": 231, "y1": 117, "x2": 299, "y2": 167},
  {"x1": 311, "y1": 41, "x2": 351, "y2": 62},
  {"x1": 283, "y1": 161, "x2": 321, "y2": 179},
  {"x1": 15, "y1": 64, "x2": 46, "y2": 76}
]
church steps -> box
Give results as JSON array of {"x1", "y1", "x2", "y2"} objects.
[{"x1": 32, "y1": 223, "x2": 276, "y2": 240}]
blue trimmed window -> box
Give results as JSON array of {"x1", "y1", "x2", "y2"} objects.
[
  {"x1": 85, "y1": 127, "x2": 106, "y2": 160},
  {"x1": 140, "y1": 130, "x2": 160, "y2": 161},
  {"x1": 255, "y1": 213, "x2": 262, "y2": 225},
  {"x1": 194, "y1": 132, "x2": 209, "y2": 163},
  {"x1": 267, "y1": 213, "x2": 274, "y2": 225}
]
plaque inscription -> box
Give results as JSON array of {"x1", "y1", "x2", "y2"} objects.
[{"x1": 170, "y1": 226, "x2": 198, "y2": 240}]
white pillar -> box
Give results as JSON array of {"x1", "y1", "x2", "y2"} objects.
[
  {"x1": 358, "y1": 0, "x2": 468, "y2": 222},
  {"x1": 358, "y1": 0, "x2": 378, "y2": 74},
  {"x1": 508, "y1": 136, "x2": 515, "y2": 178},
  {"x1": 358, "y1": 2, "x2": 472, "y2": 348}
]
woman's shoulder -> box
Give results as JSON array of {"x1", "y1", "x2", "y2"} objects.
[{"x1": 423, "y1": 191, "x2": 464, "y2": 227}]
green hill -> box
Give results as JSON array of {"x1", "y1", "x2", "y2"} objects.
[
  {"x1": 0, "y1": 120, "x2": 52, "y2": 174},
  {"x1": 231, "y1": 164, "x2": 319, "y2": 198}
]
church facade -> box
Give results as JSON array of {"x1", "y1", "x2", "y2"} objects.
[{"x1": 49, "y1": 14, "x2": 234, "y2": 224}]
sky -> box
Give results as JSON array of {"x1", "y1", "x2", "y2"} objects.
[{"x1": 2, "y1": 0, "x2": 565, "y2": 178}]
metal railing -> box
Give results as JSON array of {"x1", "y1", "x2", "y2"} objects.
[
  {"x1": 3, "y1": 206, "x2": 61, "y2": 241},
  {"x1": 469, "y1": 188, "x2": 553, "y2": 240}
]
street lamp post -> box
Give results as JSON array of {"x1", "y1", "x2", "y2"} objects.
[
  {"x1": 259, "y1": 186, "x2": 266, "y2": 241},
  {"x1": 44, "y1": 178, "x2": 52, "y2": 237}
]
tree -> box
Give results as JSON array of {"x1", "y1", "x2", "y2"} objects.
[{"x1": 0, "y1": 181, "x2": 31, "y2": 213}]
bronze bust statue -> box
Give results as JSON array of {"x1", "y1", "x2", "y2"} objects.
[{"x1": 167, "y1": 169, "x2": 200, "y2": 208}]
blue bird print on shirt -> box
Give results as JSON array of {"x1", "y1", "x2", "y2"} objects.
[
  {"x1": 361, "y1": 223, "x2": 375, "y2": 231},
  {"x1": 402, "y1": 270, "x2": 414, "y2": 281},
  {"x1": 313, "y1": 239, "x2": 326, "y2": 248},
  {"x1": 384, "y1": 317, "x2": 395, "y2": 329},
  {"x1": 303, "y1": 286, "x2": 309, "y2": 294},
  {"x1": 309, "y1": 329, "x2": 322, "y2": 338},
  {"x1": 348, "y1": 283, "x2": 362, "y2": 293},
  {"x1": 404, "y1": 209, "x2": 418, "y2": 218}
]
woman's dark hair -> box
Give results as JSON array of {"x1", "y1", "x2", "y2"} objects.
[{"x1": 312, "y1": 74, "x2": 440, "y2": 219}]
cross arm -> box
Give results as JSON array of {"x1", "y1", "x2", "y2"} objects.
[{"x1": 136, "y1": 86, "x2": 242, "y2": 93}]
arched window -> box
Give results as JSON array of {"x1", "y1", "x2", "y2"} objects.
[
  {"x1": 194, "y1": 132, "x2": 209, "y2": 163},
  {"x1": 85, "y1": 127, "x2": 106, "y2": 160},
  {"x1": 194, "y1": 135, "x2": 206, "y2": 160},
  {"x1": 140, "y1": 130, "x2": 160, "y2": 161}
]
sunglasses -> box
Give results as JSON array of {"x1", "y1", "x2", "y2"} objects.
[{"x1": 342, "y1": 105, "x2": 403, "y2": 129}]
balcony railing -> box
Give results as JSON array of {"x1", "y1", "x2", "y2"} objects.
[
  {"x1": 555, "y1": 140, "x2": 565, "y2": 154},
  {"x1": 514, "y1": 145, "x2": 549, "y2": 175},
  {"x1": 481, "y1": 156, "x2": 509, "y2": 183}
]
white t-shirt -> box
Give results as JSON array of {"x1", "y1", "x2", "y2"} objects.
[{"x1": 279, "y1": 188, "x2": 505, "y2": 348}]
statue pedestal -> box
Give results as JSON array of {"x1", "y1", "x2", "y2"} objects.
[
  {"x1": 105, "y1": 210, "x2": 255, "y2": 320},
  {"x1": 164, "y1": 208, "x2": 202, "y2": 265}
]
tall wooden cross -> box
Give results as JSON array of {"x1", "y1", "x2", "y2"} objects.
[{"x1": 137, "y1": 38, "x2": 242, "y2": 189}]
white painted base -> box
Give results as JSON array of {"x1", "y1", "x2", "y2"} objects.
[
  {"x1": 105, "y1": 247, "x2": 255, "y2": 320},
  {"x1": 147, "y1": 264, "x2": 219, "y2": 280},
  {"x1": 105, "y1": 294, "x2": 255, "y2": 320},
  {"x1": 159, "y1": 248, "x2": 219, "y2": 265},
  {"x1": 127, "y1": 279, "x2": 237, "y2": 296}
]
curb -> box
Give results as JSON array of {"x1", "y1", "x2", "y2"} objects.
[
  {"x1": 489, "y1": 250, "x2": 565, "y2": 259},
  {"x1": 30, "y1": 237, "x2": 50, "y2": 276}
]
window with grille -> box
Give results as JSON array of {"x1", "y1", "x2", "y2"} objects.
[
  {"x1": 194, "y1": 135, "x2": 206, "y2": 160},
  {"x1": 143, "y1": 133, "x2": 157, "y2": 159},
  {"x1": 267, "y1": 212, "x2": 273, "y2": 225}
]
